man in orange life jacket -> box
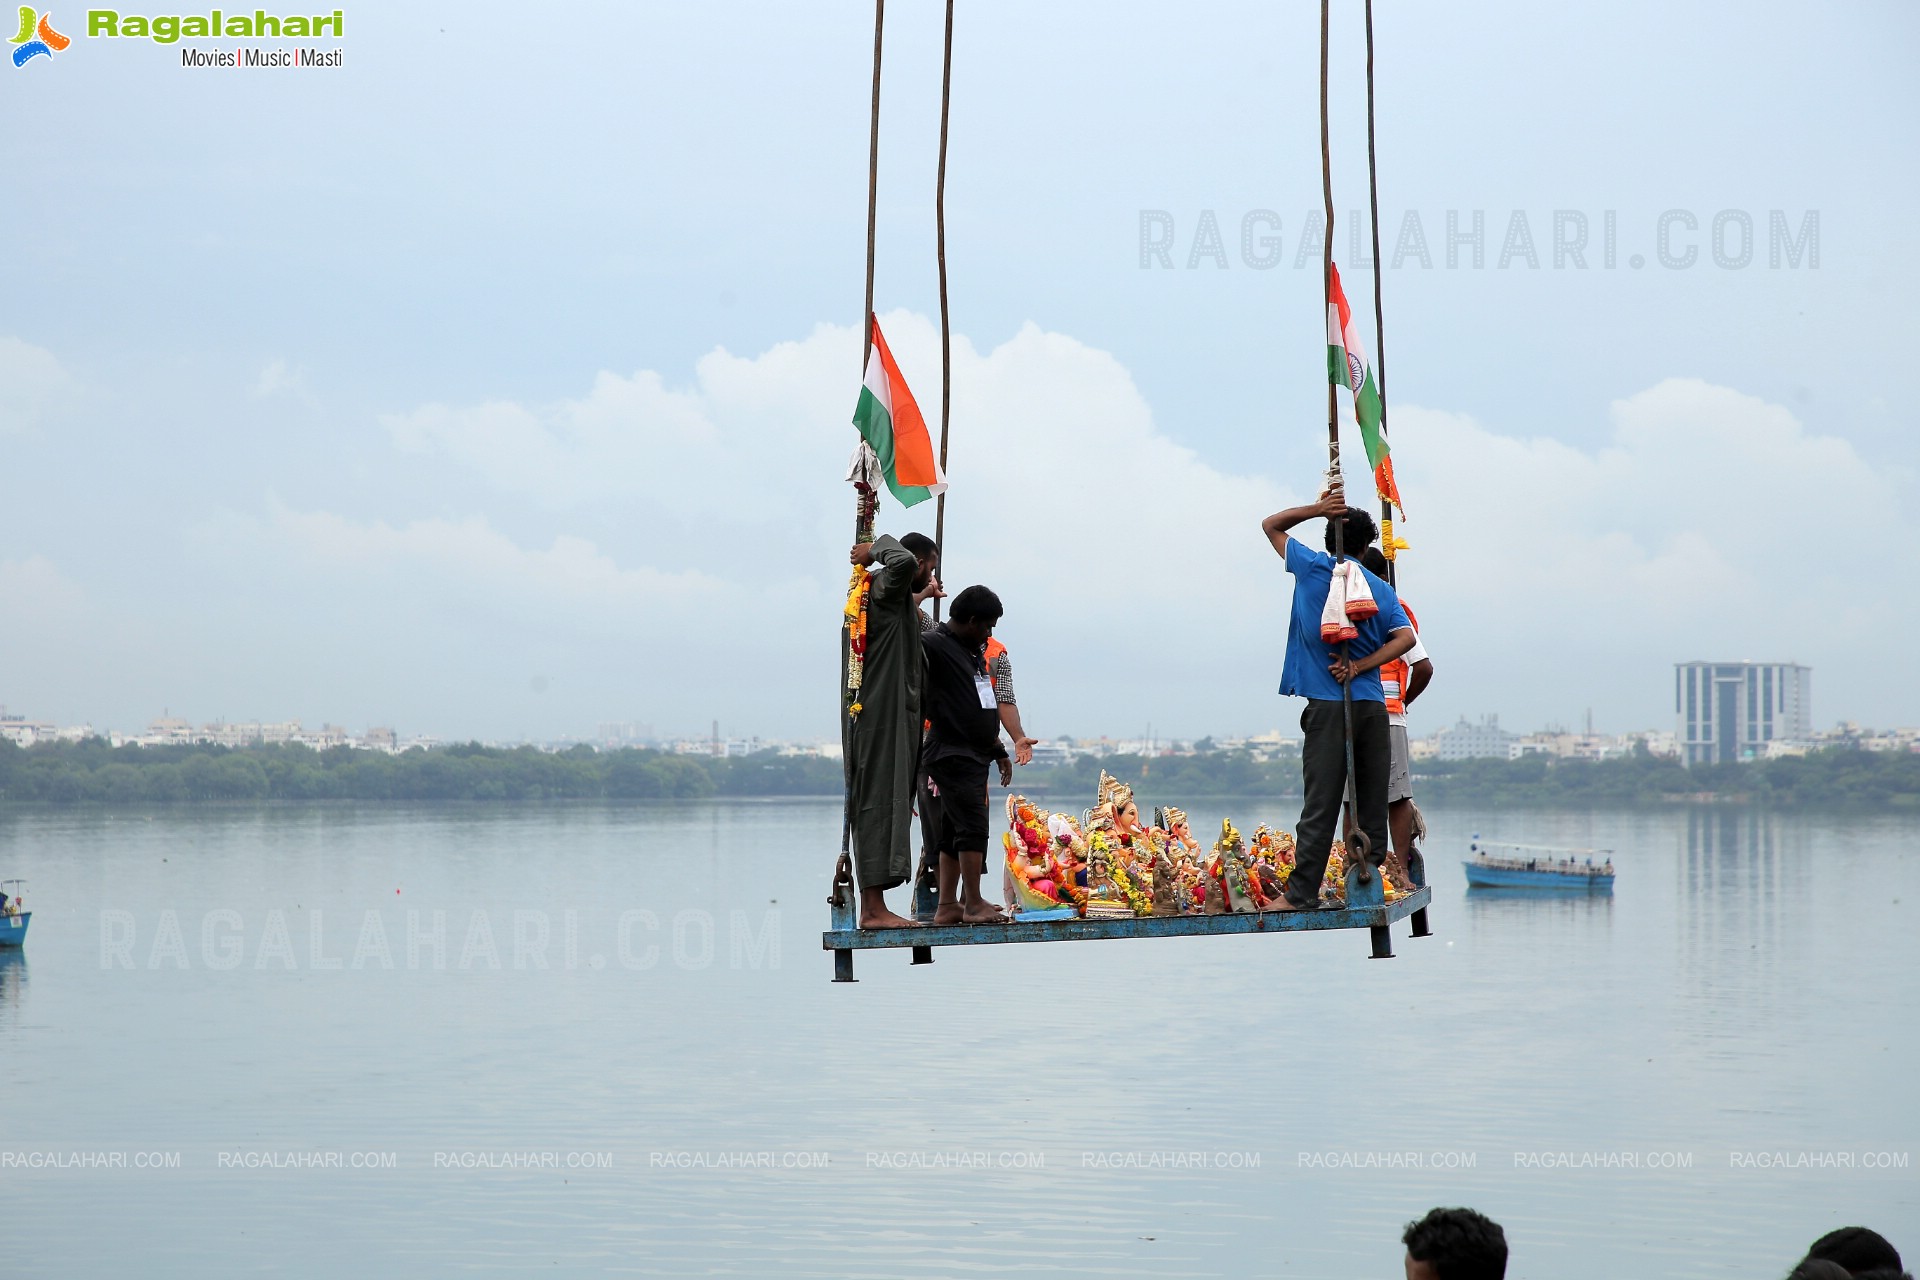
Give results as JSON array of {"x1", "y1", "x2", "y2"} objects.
[{"x1": 1362, "y1": 546, "x2": 1434, "y2": 883}]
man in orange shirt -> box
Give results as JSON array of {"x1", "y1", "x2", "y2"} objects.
[{"x1": 1363, "y1": 547, "x2": 1433, "y2": 884}]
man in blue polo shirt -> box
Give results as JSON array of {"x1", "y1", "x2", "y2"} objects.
[{"x1": 1260, "y1": 485, "x2": 1415, "y2": 910}]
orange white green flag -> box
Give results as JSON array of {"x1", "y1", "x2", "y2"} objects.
[
  {"x1": 1327, "y1": 263, "x2": 1403, "y2": 515},
  {"x1": 851, "y1": 315, "x2": 946, "y2": 508}
]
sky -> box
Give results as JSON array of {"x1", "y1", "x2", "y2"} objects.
[{"x1": 2, "y1": 0, "x2": 1916, "y2": 744}]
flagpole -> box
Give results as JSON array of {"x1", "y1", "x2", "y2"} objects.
[
  {"x1": 855, "y1": 0, "x2": 883, "y2": 553},
  {"x1": 837, "y1": 0, "x2": 887, "y2": 923},
  {"x1": 854, "y1": 0, "x2": 883, "y2": 548},
  {"x1": 1320, "y1": 0, "x2": 1338, "y2": 495},
  {"x1": 1364, "y1": 0, "x2": 1395, "y2": 588},
  {"x1": 853, "y1": 0, "x2": 884, "y2": 551},
  {"x1": 1321, "y1": 0, "x2": 1372, "y2": 888}
]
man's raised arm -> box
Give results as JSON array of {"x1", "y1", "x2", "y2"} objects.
[
  {"x1": 851, "y1": 533, "x2": 917, "y2": 602},
  {"x1": 1261, "y1": 489, "x2": 1348, "y2": 557}
]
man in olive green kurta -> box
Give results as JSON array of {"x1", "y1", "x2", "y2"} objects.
[{"x1": 843, "y1": 531, "x2": 938, "y2": 929}]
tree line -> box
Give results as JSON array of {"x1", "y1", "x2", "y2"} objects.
[
  {"x1": 0, "y1": 737, "x2": 1914, "y2": 809},
  {"x1": 0, "y1": 739, "x2": 839, "y2": 803}
]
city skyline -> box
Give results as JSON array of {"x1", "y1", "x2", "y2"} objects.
[{"x1": 9, "y1": 681, "x2": 1911, "y2": 761}]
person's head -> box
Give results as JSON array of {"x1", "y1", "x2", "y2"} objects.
[
  {"x1": 899, "y1": 532, "x2": 939, "y2": 591},
  {"x1": 1402, "y1": 1207, "x2": 1508, "y2": 1280},
  {"x1": 1805, "y1": 1228, "x2": 1903, "y2": 1276},
  {"x1": 946, "y1": 584, "x2": 1003, "y2": 646},
  {"x1": 1359, "y1": 546, "x2": 1392, "y2": 580},
  {"x1": 1323, "y1": 505, "x2": 1378, "y2": 556},
  {"x1": 1788, "y1": 1262, "x2": 1856, "y2": 1280}
]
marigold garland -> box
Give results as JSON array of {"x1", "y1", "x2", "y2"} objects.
[
  {"x1": 843, "y1": 483, "x2": 877, "y2": 719},
  {"x1": 844, "y1": 566, "x2": 872, "y2": 714}
]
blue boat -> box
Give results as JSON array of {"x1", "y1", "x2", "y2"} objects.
[
  {"x1": 1463, "y1": 841, "x2": 1614, "y2": 893},
  {"x1": 0, "y1": 879, "x2": 28, "y2": 948}
]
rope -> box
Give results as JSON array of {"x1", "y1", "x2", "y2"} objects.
[
  {"x1": 839, "y1": 0, "x2": 887, "y2": 903},
  {"x1": 930, "y1": 0, "x2": 954, "y2": 622},
  {"x1": 1363, "y1": 0, "x2": 1395, "y2": 588},
  {"x1": 861, "y1": 0, "x2": 884, "y2": 369}
]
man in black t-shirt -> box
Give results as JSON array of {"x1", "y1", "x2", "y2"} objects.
[{"x1": 920, "y1": 585, "x2": 1014, "y2": 925}]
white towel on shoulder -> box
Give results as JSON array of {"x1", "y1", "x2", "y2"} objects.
[{"x1": 1320, "y1": 559, "x2": 1378, "y2": 643}]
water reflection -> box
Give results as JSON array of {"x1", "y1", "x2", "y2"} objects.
[
  {"x1": 1675, "y1": 809, "x2": 1803, "y2": 1057},
  {"x1": 1465, "y1": 885, "x2": 1617, "y2": 912},
  {"x1": 1462, "y1": 883, "x2": 1615, "y2": 957},
  {"x1": 1680, "y1": 808, "x2": 1791, "y2": 927},
  {"x1": 0, "y1": 950, "x2": 26, "y2": 1026}
]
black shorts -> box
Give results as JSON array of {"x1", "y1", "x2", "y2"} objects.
[{"x1": 924, "y1": 755, "x2": 990, "y2": 856}]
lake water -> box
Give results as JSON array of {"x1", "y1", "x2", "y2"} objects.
[{"x1": 0, "y1": 801, "x2": 1913, "y2": 1278}]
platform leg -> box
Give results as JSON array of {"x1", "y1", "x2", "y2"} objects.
[
  {"x1": 1406, "y1": 849, "x2": 1432, "y2": 937},
  {"x1": 910, "y1": 945, "x2": 934, "y2": 965},
  {"x1": 1369, "y1": 924, "x2": 1394, "y2": 959},
  {"x1": 912, "y1": 853, "x2": 938, "y2": 922},
  {"x1": 829, "y1": 876, "x2": 859, "y2": 983}
]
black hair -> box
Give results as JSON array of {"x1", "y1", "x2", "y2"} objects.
[
  {"x1": 1402, "y1": 1208, "x2": 1508, "y2": 1280},
  {"x1": 899, "y1": 532, "x2": 938, "y2": 560},
  {"x1": 1807, "y1": 1229, "x2": 1903, "y2": 1276},
  {"x1": 948, "y1": 585, "x2": 1003, "y2": 625},
  {"x1": 1789, "y1": 1264, "x2": 1856, "y2": 1280},
  {"x1": 1359, "y1": 546, "x2": 1391, "y2": 580},
  {"x1": 1322, "y1": 505, "x2": 1378, "y2": 556}
]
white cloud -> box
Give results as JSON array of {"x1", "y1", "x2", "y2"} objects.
[
  {"x1": 355, "y1": 320, "x2": 1910, "y2": 736},
  {"x1": 0, "y1": 337, "x2": 71, "y2": 434},
  {"x1": 17, "y1": 318, "x2": 1872, "y2": 743},
  {"x1": 158, "y1": 504, "x2": 795, "y2": 736},
  {"x1": 265, "y1": 501, "x2": 727, "y2": 614},
  {"x1": 253, "y1": 358, "x2": 305, "y2": 399},
  {"x1": 368, "y1": 314, "x2": 1294, "y2": 733},
  {"x1": 1384, "y1": 378, "x2": 1902, "y2": 730},
  {"x1": 381, "y1": 369, "x2": 719, "y2": 509},
  {"x1": 0, "y1": 555, "x2": 86, "y2": 618}
]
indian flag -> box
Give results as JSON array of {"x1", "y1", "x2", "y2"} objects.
[
  {"x1": 852, "y1": 315, "x2": 947, "y2": 508},
  {"x1": 1327, "y1": 263, "x2": 1404, "y2": 514}
]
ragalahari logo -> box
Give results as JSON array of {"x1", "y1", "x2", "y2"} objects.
[{"x1": 10, "y1": 6, "x2": 70, "y2": 65}]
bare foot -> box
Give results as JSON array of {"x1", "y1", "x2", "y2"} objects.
[
  {"x1": 859, "y1": 906, "x2": 921, "y2": 930},
  {"x1": 1265, "y1": 897, "x2": 1314, "y2": 913},
  {"x1": 961, "y1": 902, "x2": 1011, "y2": 925},
  {"x1": 931, "y1": 904, "x2": 964, "y2": 926}
]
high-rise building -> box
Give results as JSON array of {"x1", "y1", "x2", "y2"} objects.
[
  {"x1": 1432, "y1": 715, "x2": 1517, "y2": 761},
  {"x1": 1675, "y1": 662, "x2": 1810, "y2": 765}
]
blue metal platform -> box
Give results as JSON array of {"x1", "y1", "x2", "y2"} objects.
[{"x1": 824, "y1": 859, "x2": 1432, "y2": 980}]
